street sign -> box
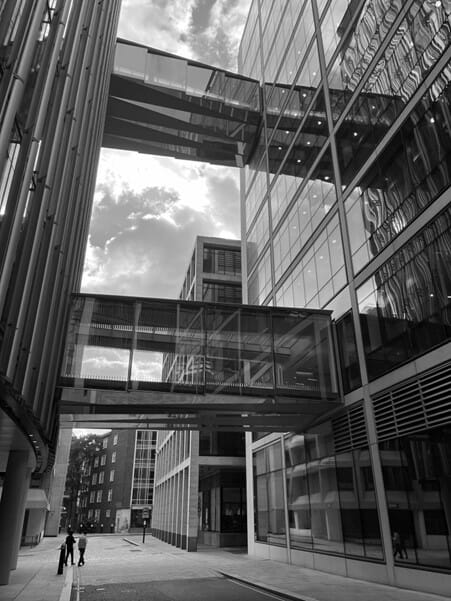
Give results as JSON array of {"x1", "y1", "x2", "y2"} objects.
[{"x1": 142, "y1": 507, "x2": 150, "y2": 519}]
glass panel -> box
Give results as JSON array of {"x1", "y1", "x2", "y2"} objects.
[
  {"x1": 137, "y1": 301, "x2": 204, "y2": 392},
  {"x1": 358, "y1": 206, "x2": 451, "y2": 380},
  {"x1": 380, "y1": 428, "x2": 451, "y2": 569},
  {"x1": 272, "y1": 310, "x2": 337, "y2": 398}
]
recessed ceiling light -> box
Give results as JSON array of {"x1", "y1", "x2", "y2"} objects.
[{"x1": 297, "y1": 159, "x2": 301, "y2": 163}]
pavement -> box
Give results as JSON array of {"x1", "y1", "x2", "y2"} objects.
[{"x1": 1, "y1": 533, "x2": 450, "y2": 601}]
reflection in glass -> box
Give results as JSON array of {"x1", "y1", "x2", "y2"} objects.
[
  {"x1": 380, "y1": 428, "x2": 451, "y2": 569},
  {"x1": 255, "y1": 443, "x2": 287, "y2": 546},
  {"x1": 283, "y1": 423, "x2": 382, "y2": 558},
  {"x1": 345, "y1": 70, "x2": 451, "y2": 273},
  {"x1": 62, "y1": 296, "x2": 337, "y2": 401},
  {"x1": 358, "y1": 206, "x2": 451, "y2": 380}
]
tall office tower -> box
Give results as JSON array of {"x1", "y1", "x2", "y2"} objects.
[
  {"x1": 239, "y1": 0, "x2": 451, "y2": 596},
  {"x1": 153, "y1": 237, "x2": 247, "y2": 550},
  {"x1": 0, "y1": 0, "x2": 120, "y2": 583}
]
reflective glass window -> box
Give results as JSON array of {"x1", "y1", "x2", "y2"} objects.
[
  {"x1": 285, "y1": 422, "x2": 382, "y2": 558},
  {"x1": 357, "y1": 206, "x2": 451, "y2": 380},
  {"x1": 344, "y1": 66, "x2": 451, "y2": 271},
  {"x1": 380, "y1": 427, "x2": 451, "y2": 569},
  {"x1": 255, "y1": 442, "x2": 287, "y2": 546}
]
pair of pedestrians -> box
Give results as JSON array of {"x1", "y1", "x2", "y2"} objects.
[{"x1": 65, "y1": 530, "x2": 88, "y2": 566}]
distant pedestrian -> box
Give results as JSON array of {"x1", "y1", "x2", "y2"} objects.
[
  {"x1": 65, "y1": 530, "x2": 76, "y2": 566},
  {"x1": 392, "y1": 531, "x2": 408, "y2": 559},
  {"x1": 78, "y1": 532, "x2": 87, "y2": 566}
]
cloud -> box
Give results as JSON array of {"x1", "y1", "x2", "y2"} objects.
[
  {"x1": 117, "y1": 0, "x2": 252, "y2": 70},
  {"x1": 82, "y1": 150, "x2": 240, "y2": 298},
  {"x1": 81, "y1": 3, "x2": 249, "y2": 299}
]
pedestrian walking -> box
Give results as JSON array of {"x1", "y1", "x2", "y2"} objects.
[
  {"x1": 65, "y1": 530, "x2": 76, "y2": 566},
  {"x1": 392, "y1": 531, "x2": 408, "y2": 559},
  {"x1": 78, "y1": 532, "x2": 88, "y2": 566}
]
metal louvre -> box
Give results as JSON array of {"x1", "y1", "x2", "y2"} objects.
[
  {"x1": 332, "y1": 403, "x2": 367, "y2": 453},
  {"x1": 373, "y1": 360, "x2": 451, "y2": 441}
]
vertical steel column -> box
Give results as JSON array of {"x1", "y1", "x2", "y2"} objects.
[
  {"x1": 0, "y1": 0, "x2": 47, "y2": 206},
  {"x1": 312, "y1": 0, "x2": 394, "y2": 581}
]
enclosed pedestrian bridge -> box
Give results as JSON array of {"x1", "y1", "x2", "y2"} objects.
[
  {"x1": 104, "y1": 40, "x2": 400, "y2": 184},
  {"x1": 58, "y1": 294, "x2": 341, "y2": 432}
]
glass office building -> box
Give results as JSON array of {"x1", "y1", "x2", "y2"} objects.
[
  {"x1": 239, "y1": 0, "x2": 451, "y2": 595},
  {"x1": 153, "y1": 237, "x2": 248, "y2": 550}
]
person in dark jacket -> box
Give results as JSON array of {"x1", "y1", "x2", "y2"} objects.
[
  {"x1": 65, "y1": 530, "x2": 76, "y2": 566},
  {"x1": 77, "y1": 532, "x2": 87, "y2": 566}
]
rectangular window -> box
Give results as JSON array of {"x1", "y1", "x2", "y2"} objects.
[
  {"x1": 112, "y1": 452, "x2": 116, "y2": 464},
  {"x1": 89, "y1": 492, "x2": 95, "y2": 503},
  {"x1": 96, "y1": 490, "x2": 102, "y2": 503},
  {"x1": 105, "y1": 509, "x2": 111, "y2": 518},
  {"x1": 110, "y1": 470, "x2": 115, "y2": 482},
  {"x1": 91, "y1": 473, "x2": 97, "y2": 485},
  {"x1": 94, "y1": 457, "x2": 99, "y2": 468},
  {"x1": 100, "y1": 455, "x2": 106, "y2": 466},
  {"x1": 113, "y1": 434, "x2": 118, "y2": 445},
  {"x1": 98, "y1": 471, "x2": 104, "y2": 484},
  {"x1": 94, "y1": 509, "x2": 100, "y2": 522},
  {"x1": 103, "y1": 438, "x2": 108, "y2": 449},
  {"x1": 108, "y1": 489, "x2": 113, "y2": 502},
  {"x1": 380, "y1": 429, "x2": 451, "y2": 569}
]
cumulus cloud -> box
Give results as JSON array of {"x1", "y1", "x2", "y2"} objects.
[
  {"x1": 81, "y1": 2, "x2": 248, "y2": 301},
  {"x1": 118, "y1": 0, "x2": 251, "y2": 70},
  {"x1": 81, "y1": 150, "x2": 240, "y2": 298}
]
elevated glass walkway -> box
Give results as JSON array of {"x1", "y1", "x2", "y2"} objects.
[
  {"x1": 103, "y1": 40, "x2": 400, "y2": 183},
  {"x1": 59, "y1": 294, "x2": 341, "y2": 432}
]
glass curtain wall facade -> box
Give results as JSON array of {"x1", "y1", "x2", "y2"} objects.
[{"x1": 240, "y1": 0, "x2": 451, "y2": 594}]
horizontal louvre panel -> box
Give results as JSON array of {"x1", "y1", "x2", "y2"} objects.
[
  {"x1": 332, "y1": 403, "x2": 367, "y2": 453},
  {"x1": 373, "y1": 360, "x2": 451, "y2": 441}
]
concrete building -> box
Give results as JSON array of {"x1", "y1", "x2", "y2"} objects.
[
  {"x1": 153, "y1": 237, "x2": 247, "y2": 550},
  {"x1": 238, "y1": 0, "x2": 451, "y2": 597}
]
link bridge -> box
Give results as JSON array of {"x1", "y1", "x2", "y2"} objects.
[{"x1": 58, "y1": 294, "x2": 341, "y2": 432}]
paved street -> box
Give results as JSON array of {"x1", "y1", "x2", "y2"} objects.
[
  {"x1": 79, "y1": 578, "x2": 289, "y2": 601},
  {"x1": 3, "y1": 533, "x2": 451, "y2": 601}
]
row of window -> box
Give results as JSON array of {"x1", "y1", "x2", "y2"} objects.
[
  {"x1": 255, "y1": 422, "x2": 451, "y2": 570},
  {"x1": 203, "y1": 246, "x2": 241, "y2": 276},
  {"x1": 92, "y1": 450, "x2": 116, "y2": 469},
  {"x1": 88, "y1": 488, "x2": 114, "y2": 504}
]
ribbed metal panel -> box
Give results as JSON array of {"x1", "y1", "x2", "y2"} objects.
[
  {"x1": 373, "y1": 360, "x2": 451, "y2": 441},
  {"x1": 332, "y1": 403, "x2": 367, "y2": 453}
]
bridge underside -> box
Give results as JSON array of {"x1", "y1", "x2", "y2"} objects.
[
  {"x1": 103, "y1": 41, "x2": 399, "y2": 183},
  {"x1": 59, "y1": 388, "x2": 341, "y2": 432},
  {"x1": 58, "y1": 294, "x2": 341, "y2": 432}
]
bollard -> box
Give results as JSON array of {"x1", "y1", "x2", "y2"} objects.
[{"x1": 57, "y1": 544, "x2": 65, "y2": 575}]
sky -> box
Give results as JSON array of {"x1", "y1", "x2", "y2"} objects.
[
  {"x1": 81, "y1": 0, "x2": 252, "y2": 300},
  {"x1": 76, "y1": 0, "x2": 251, "y2": 436}
]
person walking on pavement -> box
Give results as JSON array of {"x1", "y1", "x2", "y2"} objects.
[
  {"x1": 65, "y1": 529, "x2": 76, "y2": 566},
  {"x1": 78, "y1": 532, "x2": 87, "y2": 566},
  {"x1": 392, "y1": 531, "x2": 408, "y2": 559}
]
